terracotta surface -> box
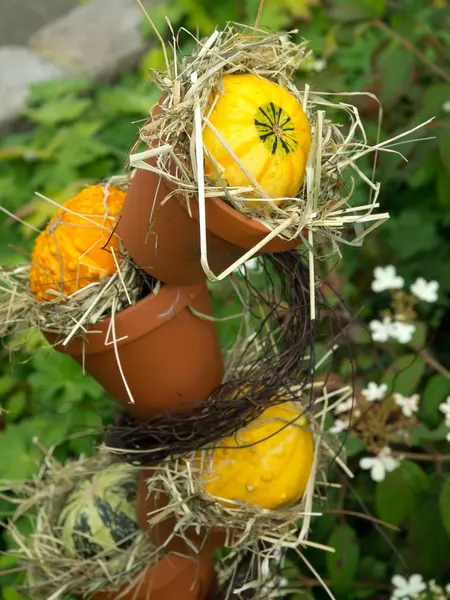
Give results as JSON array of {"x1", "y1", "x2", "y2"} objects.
[
  {"x1": 90, "y1": 551, "x2": 216, "y2": 600},
  {"x1": 119, "y1": 158, "x2": 300, "y2": 285},
  {"x1": 136, "y1": 471, "x2": 232, "y2": 556},
  {"x1": 44, "y1": 283, "x2": 224, "y2": 420}
]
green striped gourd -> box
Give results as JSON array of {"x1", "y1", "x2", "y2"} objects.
[{"x1": 57, "y1": 463, "x2": 139, "y2": 559}]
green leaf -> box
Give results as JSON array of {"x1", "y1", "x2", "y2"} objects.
[
  {"x1": 327, "y1": 0, "x2": 379, "y2": 20},
  {"x1": 2, "y1": 587, "x2": 29, "y2": 600},
  {"x1": 408, "y1": 321, "x2": 427, "y2": 351},
  {"x1": 0, "y1": 423, "x2": 41, "y2": 480},
  {"x1": 440, "y1": 477, "x2": 450, "y2": 537},
  {"x1": 409, "y1": 479, "x2": 450, "y2": 577},
  {"x1": 26, "y1": 98, "x2": 92, "y2": 125},
  {"x1": 28, "y1": 349, "x2": 104, "y2": 407},
  {"x1": 0, "y1": 375, "x2": 17, "y2": 398},
  {"x1": 382, "y1": 354, "x2": 426, "y2": 396},
  {"x1": 363, "y1": 0, "x2": 385, "y2": 15},
  {"x1": 416, "y1": 83, "x2": 450, "y2": 121},
  {"x1": 386, "y1": 210, "x2": 439, "y2": 260},
  {"x1": 410, "y1": 422, "x2": 450, "y2": 444},
  {"x1": 439, "y1": 131, "x2": 450, "y2": 173},
  {"x1": 349, "y1": 324, "x2": 372, "y2": 344},
  {"x1": 357, "y1": 556, "x2": 387, "y2": 582},
  {"x1": 420, "y1": 374, "x2": 450, "y2": 427},
  {"x1": 437, "y1": 169, "x2": 450, "y2": 208},
  {"x1": 28, "y1": 77, "x2": 93, "y2": 105},
  {"x1": 345, "y1": 436, "x2": 366, "y2": 457},
  {"x1": 4, "y1": 391, "x2": 27, "y2": 423},
  {"x1": 326, "y1": 524, "x2": 360, "y2": 594},
  {"x1": 97, "y1": 86, "x2": 158, "y2": 117},
  {"x1": 375, "y1": 461, "x2": 429, "y2": 525},
  {"x1": 377, "y1": 42, "x2": 415, "y2": 109}
]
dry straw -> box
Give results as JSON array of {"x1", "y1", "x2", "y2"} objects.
[
  {"x1": 105, "y1": 250, "x2": 352, "y2": 463},
  {"x1": 213, "y1": 546, "x2": 300, "y2": 600},
  {"x1": 0, "y1": 446, "x2": 161, "y2": 600},
  {"x1": 0, "y1": 179, "x2": 154, "y2": 351},
  {"x1": 129, "y1": 18, "x2": 432, "y2": 287},
  {"x1": 129, "y1": 378, "x2": 353, "y2": 600}
]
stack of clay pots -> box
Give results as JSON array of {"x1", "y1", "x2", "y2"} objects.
[{"x1": 49, "y1": 160, "x2": 298, "y2": 598}]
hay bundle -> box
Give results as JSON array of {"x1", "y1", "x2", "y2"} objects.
[
  {"x1": 128, "y1": 381, "x2": 352, "y2": 599},
  {"x1": 0, "y1": 448, "x2": 161, "y2": 600},
  {"x1": 104, "y1": 249, "x2": 350, "y2": 463},
  {"x1": 0, "y1": 178, "x2": 153, "y2": 348},
  {"x1": 129, "y1": 19, "x2": 429, "y2": 280}
]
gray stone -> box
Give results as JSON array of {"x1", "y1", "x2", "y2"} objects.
[
  {"x1": 30, "y1": 0, "x2": 153, "y2": 80},
  {"x1": 0, "y1": 0, "x2": 77, "y2": 46},
  {"x1": 0, "y1": 46, "x2": 65, "y2": 128}
]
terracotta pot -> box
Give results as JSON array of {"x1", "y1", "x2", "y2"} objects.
[
  {"x1": 119, "y1": 159, "x2": 301, "y2": 285},
  {"x1": 90, "y1": 550, "x2": 216, "y2": 600},
  {"x1": 44, "y1": 283, "x2": 223, "y2": 420},
  {"x1": 136, "y1": 472, "x2": 231, "y2": 556}
]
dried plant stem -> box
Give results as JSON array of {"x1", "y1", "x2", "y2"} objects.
[
  {"x1": 392, "y1": 451, "x2": 450, "y2": 463},
  {"x1": 301, "y1": 576, "x2": 391, "y2": 591},
  {"x1": 419, "y1": 348, "x2": 450, "y2": 379},
  {"x1": 322, "y1": 509, "x2": 399, "y2": 531},
  {"x1": 374, "y1": 19, "x2": 450, "y2": 84}
]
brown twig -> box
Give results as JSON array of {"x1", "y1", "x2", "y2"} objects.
[
  {"x1": 321, "y1": 509, "x2": 400, "y2": 532},
  {"x1": 419, "y1": 348, "x2": 450, "y2": 379},
  {"x1": 301, "y1": 576, "x2": 391, "y2": 591},
  {"x1": 373, "y1": 19, "x2": 450, "y2": 84},
  {"x1": 391, "y1": 450, "x2": 450, "y2": 462}
]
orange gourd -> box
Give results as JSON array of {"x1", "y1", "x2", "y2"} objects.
[
  {"x1": 202, "y1": 74, "x2": 312, "y2": 209},
  {"x1": 30, "y1": 185, "x2": 125, "y2": 301}
]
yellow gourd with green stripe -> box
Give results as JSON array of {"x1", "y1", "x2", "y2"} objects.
[
  {"x1": 58, "y1": 464, "x2": 139, "y2": 558},
  {"x1": 199, "y1": 402, "x2": 314, "y2": 510},
  {"x1": 202, "y1": 74, "x2": 312, "y2": 210}
]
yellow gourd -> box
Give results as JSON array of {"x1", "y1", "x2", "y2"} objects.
[
  {"x1": 202, "y1": 74, "x2": 312, "y2": 209},
  {"x1": 199, "y1": 402, "x2": 314, "y2": 510},
  {"x1": 30, "y1": 185, "x2": 125, "y2": 301}
]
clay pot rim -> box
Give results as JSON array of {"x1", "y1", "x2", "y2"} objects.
[{"x1": 43, "y1": 282, "x2": 205, "y2": 357}]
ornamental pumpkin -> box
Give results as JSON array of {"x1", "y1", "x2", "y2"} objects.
[
  {"x1": 30, "y1": 185, "x2": 125, "y2": 301},
  {"x1": 199, "y1": 402, "x2": 314, "y2": 510},
  {"x1": 58, "y1": 463, "x2": 139, "y2": 559},
  {"x1": 202, "y1": 74, "x2": 312, "y2": 209}
]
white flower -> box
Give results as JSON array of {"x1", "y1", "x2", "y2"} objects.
[
  {"x1": 359, "y1": 447, "x2": 401, "y2": 482},
  {"x1": 391, "y1": 574, "x2": 427, "y2": 599},
  {"x1": 393, "y1": 393, "x2": 420, "y2": 417},
  {"x1": 371, "y1": 265, "x2": 404, "y2": 293},
  {"x1": 370, "y1": 316, "x2": 416, "y2": 344},
  {"x1": 445, "y1": 582, "x2": 450, "y2": 593},
  {"x1": 235, "y1": 258, "x2": 259, "y2": 276},
  {"x1": 362, "y1": 382, "x2": 388, "y2": 402},
  {"x1": 370, "y1": 316, "x2": 394, "y2": 342},
  {"x1": 311, "y1": 58, "x2": 327, "y2": 72},
  {"x1": 439, "y1": 397, "x2": 450, "y2": 426},
  {"x1": 410, "y1": 277, "x2": 439, "y2": 303},
  {"x1": 390, "y1": 321, "x2": 416, "y2": 344},
  {"x1": 443, "y1": 101, "x2": 450, "y2": 113},
  {"x1": 334, "y1": 397, "x2": 354, "y2": 415},
  {"x1": 329, "y1": 419, "x2": 349, "y2": 434}
]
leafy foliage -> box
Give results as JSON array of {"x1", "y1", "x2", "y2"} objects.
[{"x1": 1, "y1": 0, "x2": 450, "y2": 597}]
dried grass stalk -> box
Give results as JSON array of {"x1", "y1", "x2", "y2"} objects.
[
  {"x1": 129, "y1": 21, "x2": 432, "y2": 280},
  {"x1": 0, "y1": 179, "x2": 155, "y2": 350},
  {"x1": 105, "y1": 250, "x2": 350, "y2": 462},
  {"x1": 132, "y1": 382, "x2": 352, "y2": 600}
]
